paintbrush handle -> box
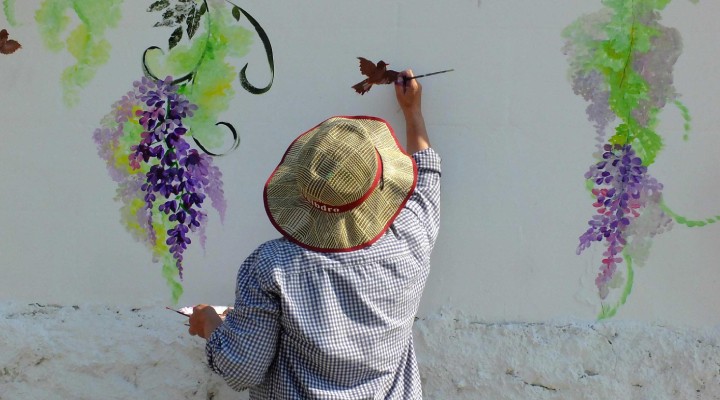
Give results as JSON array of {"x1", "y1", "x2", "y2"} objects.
[
  {"x1": 166, "y1": 306, "x2": 190, "y2": 317},
  {"x1": 405, "y1": 69, "x2": 454, "y2": 80}
]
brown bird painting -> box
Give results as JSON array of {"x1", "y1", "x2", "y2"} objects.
[
  {"x1": 352, "y1": 57, "x2": 400, "y2": 95},
  {"x1": 0, "y1": 29, "x2": 21, "y2": 55}
]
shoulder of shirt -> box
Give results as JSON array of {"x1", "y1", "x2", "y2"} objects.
[
  {"x1": 250, "y1": 236, "x2": 410, "y2": 276},
  {"x1": 255, "y1": 237, "x2": 297, "y2": 258},
  {"x1": 250, "y1": 237, "x2": 320, "y2": 269}
]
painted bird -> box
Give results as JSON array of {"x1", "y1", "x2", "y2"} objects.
[{"x1": 352, "y1": 57, "x2": 400, "y2": 95}]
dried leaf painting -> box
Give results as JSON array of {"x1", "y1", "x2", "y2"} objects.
[{"x1": 0, "y1": 28, "x2": 20, "y2": 54}]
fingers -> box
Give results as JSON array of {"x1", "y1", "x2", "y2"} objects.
[
  {"x1": 193, "y1": 304, "x2": 209, "y2": 314},
  {"x1": 187, "y1": 304, "x2": 223, "y2": 339},
  {"x1": 187, "y1": 304, "x2": 208, "y2": 337},
  {"x1": 395, "y1": 69, "x2": 421, "y2": 93},
  {"x1": 395, "y1": 68, "x2": 415, "y2": 83},
  {"x1": 394, "y1": 69, "x2": 422, "y2": 113}
]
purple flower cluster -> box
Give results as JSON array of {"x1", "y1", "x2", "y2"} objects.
[
  {"x1": 577, "y1": 144, "x2": 665, "y2": 298},
  {"x1": 129, "y1": 77, "x2": 212, "y2": 278}
]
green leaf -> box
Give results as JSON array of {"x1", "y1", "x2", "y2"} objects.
[
  {"x1": 174, "y1": 10, "x2": 187, "y2": 25},
  {"x1": 169, "y1": 26, "x2": 183, "y2": 49},
  {"x1": 186, "y1": 6, "x2": 200, "y2": 39},
  {"x1": 147, "y1": 0, "x2": 170, "y2": 12},
  {"x1": 199, "y1": 1, "x2": 207, "y2": 15},
  {"x1": 232, "y1": 6, "x2": 241, "y2": 21},
  {"x1": 609, "y1": 123, "x2": 630, "y2": 145},
  {"x1": 633, "y1": 127, "x2": 662, "y2": 165}
]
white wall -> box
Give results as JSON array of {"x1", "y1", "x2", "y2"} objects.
[
  {"x1": 3, "y1": 303, "x2": 720, "y2": 399},
  {"x1": 1, "y1": 0, "x2": 719, "y2": 333}
]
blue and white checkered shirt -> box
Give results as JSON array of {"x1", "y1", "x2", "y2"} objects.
[{"x1": 206, "y1": 148, "x2": 441, "y2": 399}]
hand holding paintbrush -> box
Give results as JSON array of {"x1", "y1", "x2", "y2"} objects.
[
  {"x1": 167, "y1": 305, "x2": 232, "y2": 338},
  {"x1": 352, "y1": 57, "x2": 453, "y2": 95}
]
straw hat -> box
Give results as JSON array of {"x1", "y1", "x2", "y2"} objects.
[{"x1": 264, "y1": 116, "x2": 417, "y2": 252}]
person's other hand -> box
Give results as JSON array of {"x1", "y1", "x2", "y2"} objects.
[{"x1": 188, "y1": 304, "x2": 223, "y2": 340}]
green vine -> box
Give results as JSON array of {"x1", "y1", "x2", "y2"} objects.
[{"x1": 598, "y1": 252, "x2": 635, "y2": 320}]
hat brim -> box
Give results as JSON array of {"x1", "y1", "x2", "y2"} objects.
[{"x1": 264, "y1": 116, "x2": 417, "y2": 252}]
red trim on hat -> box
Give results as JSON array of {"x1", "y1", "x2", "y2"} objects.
[{"x1": 263, "y1": 115, "x2": 416, "y2": 253}]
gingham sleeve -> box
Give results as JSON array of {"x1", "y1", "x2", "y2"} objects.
[
  {"x1": 405, "y1": 147, "x2": 442, "y2": 243},
  {"x1": 205, "y1": 245, "x2": 280, "y2": 391}
]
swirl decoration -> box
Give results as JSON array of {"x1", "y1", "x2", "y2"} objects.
[
  {"x1": 233, "y1": 2, "x2": 275, "y2": 95},
  {"x1": 142, "y1": 0, "x2": 274, "y2": 156},
  {"x1": 564, "y1": 0, "x2": 716, "y2": 319}
]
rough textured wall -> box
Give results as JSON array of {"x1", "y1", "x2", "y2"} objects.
[
  {"x1": 415, "y1": 310, "x2": 720, "y2": 399},
  {"x1": 3, "y1": 303, "x2": 719, "y2": 399}
]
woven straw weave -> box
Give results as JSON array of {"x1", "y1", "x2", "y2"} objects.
[{"x1": 265, "y1": 117, "x2": 416, "y2": 251}]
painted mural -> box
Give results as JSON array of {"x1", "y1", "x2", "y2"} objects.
[
  {"x1": 564, "y1": 0, "x2": 718, "y2": 319},
  {"x1": 5, "y1": 0, "x2": 274, "y2": 302},
  {"x1": 95, "y1": 1, "x2": 273, "y2": 302},
  {"x1": 1, "y1": 0, "x2": 20, "y2": 54}
]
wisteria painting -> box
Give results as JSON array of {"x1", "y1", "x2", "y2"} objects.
[
  {"x1": 5, "y1": 0, "x2": 272, "y2": 302},
  {"x1": 90, "y1": 0, "x2": 273, "y2": 302},
  {"x1": 94, "y1": 77, "x2": 227, "y2": 301},
  {"x1": 564, "y1": 0, "x2": 719, "y2": 319}
]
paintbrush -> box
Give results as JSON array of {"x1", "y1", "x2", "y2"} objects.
[
  {"x1": 166, "y1": 306, "x2": 191, "y2": 317},
  {"x1": 166, "y1": 305, "x2": 232, "y2": 318},
  {"x1": 404, "y1": 69, "x2": 455, "y2": 81}
]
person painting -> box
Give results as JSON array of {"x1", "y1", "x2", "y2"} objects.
[{"x1": 188, "y1": 69, "x2": 441, "y2": 399}]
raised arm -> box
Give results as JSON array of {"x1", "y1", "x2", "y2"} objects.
[{"x1": 394, "y1": 69, "x2": 430, "y2": 154}]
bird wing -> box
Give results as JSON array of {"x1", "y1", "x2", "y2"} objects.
[
  {"x1": 358, "y1": 57, "x2": 377, "y2": 77},
  {"x1": 382, "y1": 69, "x2": 400, "y2": 84}
]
